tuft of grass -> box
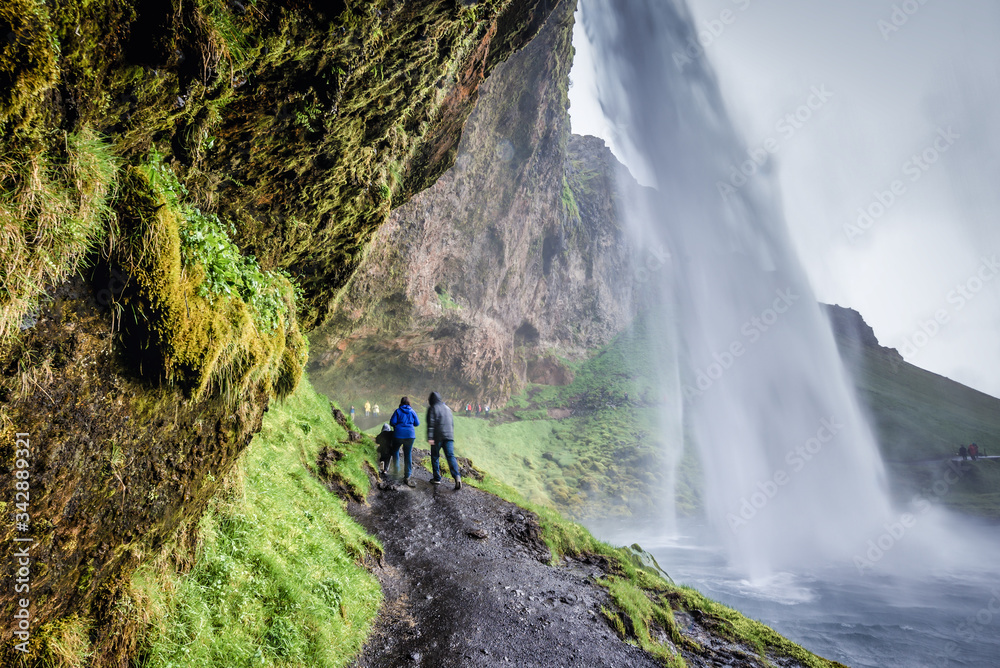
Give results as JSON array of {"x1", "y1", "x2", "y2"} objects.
[
  {"x1": 31, "y1": 614, "x2": 94, "y2": 667},
  {"x1": 130, "y1": 376, "x2": 381, "y2": 668},
  {"x1": 0, "y1": 127, "x2": 118, "y2": 346}
]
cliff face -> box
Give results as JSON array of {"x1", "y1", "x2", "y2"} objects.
[
  {"x1": 0, "y1": 1, "x2": 560, "y2": 662},
  {"x1": 310, "y1": 0, "x2": 638, "y2": 405}
]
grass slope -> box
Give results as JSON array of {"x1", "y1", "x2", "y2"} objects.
[
  {"x1": 129, "y1": 377, "x2": 381, "y2": 668},
  {"x1": 841, "y1": 341, "x2": 1000, "y2": 517}
]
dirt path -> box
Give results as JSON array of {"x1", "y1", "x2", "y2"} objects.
[{"x1": 347, "y1": 452, "x2": 662, "y2": 668}]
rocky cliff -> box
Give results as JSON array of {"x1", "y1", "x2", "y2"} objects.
[
  {"x1": 310, "y1": 0, "x2": 639, "y2": 406},
  {"x1": 0, "y1": 1, "x2": 561, "y2": 663}
]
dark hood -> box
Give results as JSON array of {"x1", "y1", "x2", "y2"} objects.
[{"x1": 428, "y1": 392, "x2": 442, "y2": 406}]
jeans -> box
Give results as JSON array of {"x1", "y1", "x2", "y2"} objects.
[
  {"x1": 393, "y1": 437, "x2": 415, "y2": 479},
  {"x1": 432, "y1": 439, "x2": 461, "y2": 481}
]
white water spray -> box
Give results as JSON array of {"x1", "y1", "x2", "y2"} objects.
[{"x1": 581, "y1": 0, "x2": 895, "y2": 576}]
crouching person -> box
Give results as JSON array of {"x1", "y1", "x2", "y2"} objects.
[
  {"x1": 427, "y1": 392, "x2": 462, "y2": 490},
  {"x1": 375, "y1": 423, "x2": 398, "y2": 475}
]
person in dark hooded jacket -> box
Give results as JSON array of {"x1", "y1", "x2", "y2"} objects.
[
  {"x1": 390, "y1": 397, "x2": 420, "y2": 487},
  {"x1": 375, "y1": 423, "x2": 399, "y2": 475},
  {"x1": 426, "y1": 392, "x2": 462, "y2": 490}
]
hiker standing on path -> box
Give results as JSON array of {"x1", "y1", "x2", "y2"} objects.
[
  {"x1": 427, "y1": 392, "x2": 462, "y2": 490},
  {"x1": 365, "y1": 401, "x2": 371, "y2": 417},
  {"x1": 390, "y1": 397, "x2": 420, "y2": 487},
  {"x1": 969, "y1": 443, "x2": 980, "y2": 461},
  {"x1": 350, "y1": 406, "x2": 356, "y2": 421},
  {"x1": 373, "y1": 403, "x2": 380, "y2": 417},
  {"x1": 959, "y1": 445, "x2": 968, "y2": 461}
]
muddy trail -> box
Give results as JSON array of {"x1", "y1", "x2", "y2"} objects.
[{"x1": 347, "y1": 451, "x2": 661, "y2": 668}]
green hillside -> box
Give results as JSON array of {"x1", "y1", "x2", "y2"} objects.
[{"x1": 838, "y1": 339, "x2": 1000, "y2": 517}]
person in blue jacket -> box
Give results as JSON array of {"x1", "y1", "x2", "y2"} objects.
[{"x1": 389, "y1": 396, "x2": 420, "y2": 487}]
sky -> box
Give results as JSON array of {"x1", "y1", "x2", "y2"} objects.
[{"x1": 568, "y1": 0, "x2": 1000, "y2": 398}]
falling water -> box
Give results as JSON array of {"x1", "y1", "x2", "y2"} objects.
[{"x1": 581, "y1": 0, "x2": 895, "y2": 577}]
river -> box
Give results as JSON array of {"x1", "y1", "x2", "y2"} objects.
[{"x1": 591, "y1": 517, "x2": 1000, "y2": 668}]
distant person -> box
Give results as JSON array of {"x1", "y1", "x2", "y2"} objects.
[
  {"x1": 350, "y1": 405, "x2": 355, "y2": 421},
  {"x1": 466, "y1": 402, "x2": 472, "y2": 417},
  {"x1": 477, "y1": 403, "x2": 482, "y2": 416},
  {"x1": 969, "y1": 443, "x2": 979, "y2": 461},
  {"x1": 484, "y1": 404, "x2": 490, "y2": 418},
  {"x1": 364, "y1": 401, "x2": 371, "y2": 417},
  {"x1": 427, "y1": 392, "x2": 462, "y2": 490},
  {"x1": 373, "y1": 403, "x2": 380, "y2": 417},
  {"x1": 959, "y1": 445, "x2": 968, "y2": 461},
  {"x1": 390, "y1": 397, "x2": 420, "y2": 487},
  {"x1": 375, "y1": 423, "x2": 399, "y2": 475}
]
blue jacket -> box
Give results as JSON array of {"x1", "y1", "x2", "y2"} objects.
[{"x1": 389, "y1": 404, "x2": 420, "y2": 439}]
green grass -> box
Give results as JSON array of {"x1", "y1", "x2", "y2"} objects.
[
  {"x1": 130, "y1": 376, "x2": 381, "y2": 668},
  {"x1": 843, "y1": 342, "x2": 1000, "y2": 462},
  {"x1": 835, "y1": 340, "x2": 1000, "y2": 515}
]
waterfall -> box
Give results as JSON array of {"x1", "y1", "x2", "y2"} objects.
[{"x1": 581, "y1": 0, "x2": 894, "y2": 576}]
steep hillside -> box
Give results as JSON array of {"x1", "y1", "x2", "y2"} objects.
[
  {"x1": 310, "y1": 0, "x2": 640, "y2": 407},
  {"x1": 824, "y1": 304, "x2": 1000, "y2": 517},
  {"x1": 0, "y1": 1, "x2": 562, "y2": 663}
]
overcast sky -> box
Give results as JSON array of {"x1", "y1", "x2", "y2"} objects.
[{"x1": 569, "y1": 0, "x2": 1000, "y2": 398}]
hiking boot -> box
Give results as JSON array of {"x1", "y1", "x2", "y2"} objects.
[
  {"x1": 405, "y1": 478, "x2": 416, "y2": 488},
  {"x1": 454, "y1": 478, "x2": 462, "y2": 491},
  {"x1": 430, "y1": 477, "x2": 443, "y2": 485}
]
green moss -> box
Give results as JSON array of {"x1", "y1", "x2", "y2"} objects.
[
  {"x1": 561, "y1": 174, "x2": 580, "y2": 222},
  {"x1": 0, "y1": 0, "x2": 57, "y2": 129},
  {"x1": 112, "y1": 163, "x2": 305, "y2": 401},
  {"x1": 29, "y1": 614, "x2": 94, "y2": 667}
]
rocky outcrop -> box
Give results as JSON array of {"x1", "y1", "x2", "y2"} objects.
[
  {"x1": 311, "y1": 0, "x2": 639, "y2": 406},
  {"x1": 822, "y1": 303, "x2": 904, "y2": 367},
  {"x1": 0, "y1": 1, "x2": 561, "y2": 662}
]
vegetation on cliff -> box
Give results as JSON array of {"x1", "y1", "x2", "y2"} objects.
[
  {"x1": 127, "y1": 378, "x2": 380, "y2": 668},
  {"x1": 1, "y1": 0, "x2": 562, "y2": 661}
]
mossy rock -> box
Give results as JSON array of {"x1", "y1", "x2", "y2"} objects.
[
  {"x1": 0, "y1": 0, "x2": 57, "y2": 129},
  {"x1": 112, "y1": 165, "x2": 304, "y2": 400}
]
